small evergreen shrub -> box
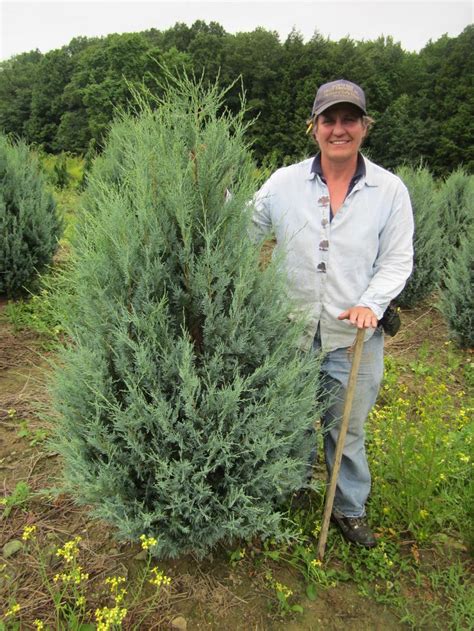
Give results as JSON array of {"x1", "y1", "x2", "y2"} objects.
[
  {"x1": 395, "y1": 165, "x2": 443, "y2": 308},
  {"x1": 52, "y1": 77, "x2": 323, "y2": 558},
  {"x1": 435, "y1": 168, "x2": 474, "y2": 260},
  {"x1": 438, "y1": 231, "x2": 473, "y2": 349},
  {"x1": 0, "y1": 134, "x2": 62, "y2": 296},
  {"x1": 53, "y1": 153, "x2": 71, "y2": 190}
]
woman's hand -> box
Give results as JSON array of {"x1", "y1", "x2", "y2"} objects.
[{"x1": 338, "y1": 306, "x2": 378, "y2": 329}]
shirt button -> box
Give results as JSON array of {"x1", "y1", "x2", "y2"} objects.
[{"x1": 321, "y1": 218, "x2": 329, "y2": 227}]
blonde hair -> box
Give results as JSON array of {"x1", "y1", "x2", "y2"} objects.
[{"x1": 362, "y1": 115, "x2": 375, "y2": 133}]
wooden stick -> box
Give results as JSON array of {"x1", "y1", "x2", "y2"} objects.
[{"x1": 317, "y1": 327, "x2": 366, "y2": 561}]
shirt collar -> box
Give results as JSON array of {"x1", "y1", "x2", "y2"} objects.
[{"x1": 309, "y1": 152, "x2": 366, "y2": 183}]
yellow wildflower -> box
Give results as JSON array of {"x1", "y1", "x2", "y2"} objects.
[
  {"x1": 114, "y1": 589, "x2": 127, "y2": 605},
  {"x1": 312, "y1": 522, "x2": 321, "y2": 537},
  {"x1": 139, "y1": 534, "x2": 158, "y2": 550},
  {"x1": 22, "y1": 525, "x2": 37, "y2": 541},
  {"x1": 54, "y1": 566, "x2": 89, "y2": 585},
  {"x1": 419, "y1": 509, "x2": 429, "y2": 519},
  {"x1": 275, "y1": 582, "x2": 293, "y2": 598},
  {"x1": 105, "y1": 575, "x2": 126, "y2": 592},
  {"x1": 95, "y1": 605, "x2": 127, "y2": 631},
  {"x1": 33, "y1": 620, "x2": 45, "y2": 630},
  {"x1": 385, "y1": 556, "x2": 394, "y2": 568},
  {"x1": 311, "y1": 559, "x2": 322, "y2": 568},
  {"x1": 56, "y1": 536, "x2": 82, "y2": 563},
  {"x1": 75, "y1": 596, "x2": 86, "y2": 607},
  {"x1": 149, "y1": 566, "x2": 171, "y2": 587},
  {"x1": 5, "y1": 603, "x2": 21, "y2": 617}
]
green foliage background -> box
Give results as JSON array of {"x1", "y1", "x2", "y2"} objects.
[{"x1": 0, "y1": 23, "x2": 472, "y2": 176}]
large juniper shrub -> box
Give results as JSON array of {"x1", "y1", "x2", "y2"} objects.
[
  {"x1": 395, "y1": 165, "x2": 443, "y2": 308},
  {"x1": 52, "y1": 77, "x2": 323, "y2": 558},
  {"x1": 438, "y1": 230, "x2": 473, "y2": 349},
  {"x1": 436, "y1": 168, "x2": 473, "y2": 260},
  {"x1": 0, "y1": 134, "x2": 62, "y2": 296}
]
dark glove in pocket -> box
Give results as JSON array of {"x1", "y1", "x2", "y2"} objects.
[{"x1": 379, "y1": 304, "x2": 401, "y2": 337}]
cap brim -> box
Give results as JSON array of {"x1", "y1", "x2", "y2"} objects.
[{"x1": 314, "y1": 98, "x2": 367, "y2": 117}]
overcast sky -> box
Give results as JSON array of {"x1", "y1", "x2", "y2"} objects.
[{"x1": 1, "y1": 0, "x2": 472, "y2": 61}]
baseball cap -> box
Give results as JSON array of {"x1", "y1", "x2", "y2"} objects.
[{"x1": 311, "y1": 79, "x2": 367, "y2": 118}]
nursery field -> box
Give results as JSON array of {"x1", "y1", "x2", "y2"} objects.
[
  {"x1": 0, "y1": 91, "x2": 473, "y2": 631},
  {"x1": 1, "y1": 289, "x2": 472, "y2": 630}
]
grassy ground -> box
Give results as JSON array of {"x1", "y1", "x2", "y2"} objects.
[{"x1": 0, "y1": 181, "x2": 472, "y2": 630}]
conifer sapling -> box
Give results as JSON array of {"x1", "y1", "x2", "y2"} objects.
[
  {"x1": 0, "y1": 134, "x2": 61, "y2": 296},
  {"x1": 52, "y1": 76, "x2": 323, "y2": 558}
]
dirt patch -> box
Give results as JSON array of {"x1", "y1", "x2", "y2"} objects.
[
  {"x1": 0, "y1": 321, "x2": 55, "y2": 489},
  {"x1": 273, "y1": 583, "x2": 407, "y2": 631},
  {"x1": 384, "y1": 301, "x2": 448, "y2": 360}
]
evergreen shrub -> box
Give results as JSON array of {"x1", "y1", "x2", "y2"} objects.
[
  {"x1": 0, "y1": 134, "x2": 62, "y2": 296},
  {"x1": 438, "y1": 231, "x2": 473, "y2": 349},
  {"x1": 53, "y1": 153, "x2": 71, "y2": 190},
  {"x1": 52, "y1": 77, "x2": 323, "y2": 558},
  {"x1": 435, "y1": 168, "x2": 474, "y2": 260},
  {"x1": 395, "y1": 165, "x2": 443, "y2": 308}
]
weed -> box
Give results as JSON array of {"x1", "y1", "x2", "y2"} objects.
[
  {"x1": 17, "y1": 420, "x2": 49, "y2": 446},
  {"x1": 2, "y1": 271, "x2": 66, "y2": 345},
  {"x1": 1, "y1": 526, "x2": 171, "y2": 629},
  {"x1": 336, "y1": 538, "x2": 409, "y2": 605},
  {"x1": 426, "y1": 561, "x2": 474, "y2": 630},
  {"x1": 54, "y1": 188, "x2": 80, "y2": 245},
  {"x1": 241, "y1": 341, "x2": 473, "y2": 628},
  {"x1": 367, "y1": 353, "x2": 473, "y2": 545},
  {"x1": 399, "y1": 560, "x2": 474, "y2": 630},
  {"x1": 0, "y1": 482, "x2": 31, "y2": 519},
  {"x1": 228, "y1": 547, "x2": 246, "y2": 566},
  {"x1": 264, "y1": 569, "x2": 303, "y2": 616},
  {"x1": 40, "y1": 153, "x2": 84, "y2": 192},
  {"x1": 3, "y1": 291, "x2": 60, "y2": 340}
]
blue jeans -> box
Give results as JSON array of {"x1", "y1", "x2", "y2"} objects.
[{"x1": 313, "y1": 327, "x2": 384, "y2": 517}]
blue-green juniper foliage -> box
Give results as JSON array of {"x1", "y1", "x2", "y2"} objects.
[
  {"x1": 52, "y1": 76, "x2": 323, "y2": 558},
  {"x1": 394, "y1": 165, "x2": 443, "y2": 308},
  {"x1": 436, "y1": 168, "x2": 473, "y2": 260},
  {"x1": 438, "y1": 231, "x2": 474, "y2": 349},
  {"x1": 0, "y1": 133, "x2": 61, "y2": 296}
]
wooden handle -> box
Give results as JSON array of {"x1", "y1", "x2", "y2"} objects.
[{"x1": 317, "y1": 327, "x2": 366, "y2": 561}]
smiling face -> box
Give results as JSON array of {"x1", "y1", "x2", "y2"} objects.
[{"x1": 313, "y1": 103, "x2": 367, "y2": 166}]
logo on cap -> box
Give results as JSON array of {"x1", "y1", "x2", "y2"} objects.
[{"x1": 311, "y1": 80, "x2": 367, "y2": 118}]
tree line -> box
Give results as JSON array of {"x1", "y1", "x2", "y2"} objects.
[{"x1": 0, "y1": 21, "x2": 472, "y2": 176}]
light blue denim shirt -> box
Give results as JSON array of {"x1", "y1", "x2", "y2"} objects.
[{"x1": 251, "y1": 155, "x2": 414, "y2": 352}]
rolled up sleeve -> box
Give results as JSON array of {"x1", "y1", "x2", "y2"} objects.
[{"x1": 249, "y1": 178, "x2": 275, "y2": 243}]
